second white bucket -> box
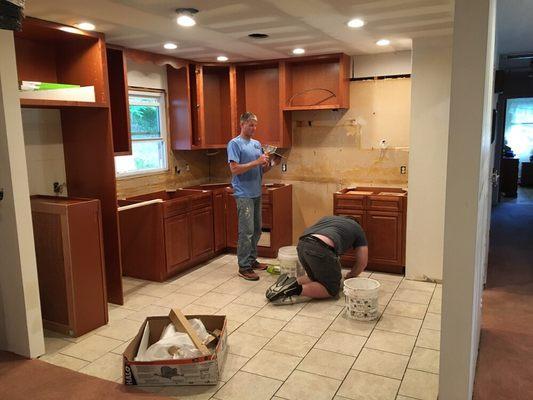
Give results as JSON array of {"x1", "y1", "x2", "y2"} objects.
[{"x1": 277, "y1": 246, "x2": 303, "y2": 277}]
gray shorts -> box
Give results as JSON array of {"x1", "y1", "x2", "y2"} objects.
[{"x1": 297, "y1": 236, "x2": 342, "y2": 296}]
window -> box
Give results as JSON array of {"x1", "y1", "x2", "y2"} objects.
[
  {"x1": 115, "y1": 90, "x2": 168, "y2": 177},
  {"x1": 505, "y1": 97, "x2": 533, "y2": 167}
]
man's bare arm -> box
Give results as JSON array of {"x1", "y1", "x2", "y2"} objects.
[
  {"x1": 229, "y1": 154, "x2": 268, "y2": 175},
  {"x1": 345, "y1": 246, "x2": 368, "y2": 279}
]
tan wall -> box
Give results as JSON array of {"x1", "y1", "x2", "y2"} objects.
[{"x1": 211, "y1": 78, "x2": 411, "y2": 242}]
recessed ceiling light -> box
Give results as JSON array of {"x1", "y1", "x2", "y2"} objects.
[
  {"x1": 164, "y1": 42, "x2": 178, "y2": 50},
  {"x1": 76, "y1": 22, "x2": 95, "y2": 31},
  {"x1": 347, "y1": 18, "x2": 365, "y2": 28},
  {"x1": 376, "y1": 39, "x2": 390, "y2": 46},
  {"x1": 176, "y1": 8, "x2": 198, "y2": 27},
  {"x1": 217, "y1": 55, "x2": 228, "y2": 62},
  {"x1": 292, "y1": 48, "x2": 305, "y2": 55}
]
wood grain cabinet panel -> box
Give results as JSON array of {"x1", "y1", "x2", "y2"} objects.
[
  {"x1": 164, "y1": 213, "x2": 191, "y2": 274},
  {"x1": 190, "y1": 208, "x2": 215, "y2": 259},
  {"x1": 334, "y1": 187, "x2": 407, "y2": 274},
  {"x1": 212, "y1": 190, "x2": 227, "y2": 252},
  {"x1": 31, "y1": 196, "x2": 108, "y2": 337}
]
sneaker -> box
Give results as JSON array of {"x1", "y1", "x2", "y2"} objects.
[
  {"x1": 239, "y1": 269, "x2": 259, "y2": 281},
  {"x1": 252, "y1": 261, "x2": 268, "y2": 271},
  {"x1": 271, "y1": 294, "x2": 308, "y2": 305},
  {"x1": 265, "y1": 274, "x2": 298, "y2": 301}
]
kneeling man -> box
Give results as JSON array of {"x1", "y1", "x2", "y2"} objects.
[{"x1": 266, "y1": 215, "x2": 368, "y2": 304}]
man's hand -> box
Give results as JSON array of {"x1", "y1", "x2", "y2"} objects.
[
  {"x1": 345, "y1": 271, "x2": 359, "y2": 280},
  {"x1": 256, "y1": 154, "x2": 269, "y2": 166}
]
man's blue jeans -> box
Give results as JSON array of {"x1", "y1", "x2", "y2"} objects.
[{"x1": 236, "y1": 196, "x2": 262, "y2": 271}]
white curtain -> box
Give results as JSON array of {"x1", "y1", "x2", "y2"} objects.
[{"x1": 505, "y1": 97, "x2": 533, "y2": 165}]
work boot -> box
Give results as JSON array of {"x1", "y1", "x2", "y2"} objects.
[
  {"x1": 252, "y1": 260, "x2": 268, "y2": 270},
  {"x1": 239, "y1": 269, "x2": 259, "y2": 281},
  {"x1": 265, "y1": 274, "x2": 299, "y2": 301}
]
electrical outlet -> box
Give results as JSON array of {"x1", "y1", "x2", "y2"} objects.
[
  {"x1": 174, "y1": 166, "x2": 181, "y2": 174},
  {"x1": 281, "y1": 163, "x2": 287, "y2": 172},
  {"x1": 185, "y1": 164, "x2": 190, "y2": 172},
  {"x1": 400, "y1": 165, "x2": 407, "y2": 174}
]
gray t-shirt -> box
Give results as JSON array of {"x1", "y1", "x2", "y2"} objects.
[{"x1": 300, "y1": 216, "x2": 367, "y2": 255}]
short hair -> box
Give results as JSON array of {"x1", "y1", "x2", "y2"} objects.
[{"x1": 240, "y1": 112, "x2": 257, "y2": 124}]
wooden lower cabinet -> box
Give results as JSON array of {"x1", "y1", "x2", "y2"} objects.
[
  {"x1": 30, "y1": 195, "x2": 108, "y2": 337},
  {"x1": 334, "y1": 187, "x2": 407, "y2": 274},
  {"x1": 119, "y1": 190, "x2": 214, "y2": 282}
]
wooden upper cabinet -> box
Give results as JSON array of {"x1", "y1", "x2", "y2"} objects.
[
  {"x1": 168, "y1": 63, "x2": 232, "y2": 149},
  {"x1": 14, "y1": 17, "x2": 109, "y2": 108},
  {"x1": 280, "y1": 53, "x2": 350, "y2": 111},
  {"x1": 231, "y1": 63, "x2": 291, "y2": 148},
  {"x1": 106, "y1": 46, "x2": 131, "y2": 155}
]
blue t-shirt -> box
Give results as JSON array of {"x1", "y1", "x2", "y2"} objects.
[{"x1": 227, "y1": 136, "x2": 263, "y2": 198}]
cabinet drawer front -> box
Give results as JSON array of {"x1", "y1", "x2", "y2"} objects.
[
  {"x1": 367, "y1": 196, "x2": 403, "y2": 212},
  {"x1": 334, "y1": 194, "x2": 365, "y2": 210},
  {"x1": 189, "y1": 193, "x2": 212, "y2": 210},
  {"x1": 163, "y1": 198, "x2": 189, "y2": 217}
]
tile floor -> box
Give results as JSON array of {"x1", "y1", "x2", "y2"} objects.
[{"x1": 40, "y1": 254, "x2": 441, "y2": 400}]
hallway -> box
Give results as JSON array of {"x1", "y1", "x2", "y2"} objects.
[{"x1": 473, "y1": 188, "x2": 533, "y2": 399}]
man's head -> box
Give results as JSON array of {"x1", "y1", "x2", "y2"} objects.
[{"x1": 240, "y1": 112, "x2": 258, "y2": 138}]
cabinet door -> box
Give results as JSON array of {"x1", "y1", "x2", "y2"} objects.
[
  {"x1": 226, "y1": 194, "x2": 238, "y2": 248},
  {"x1": 213, "y1": 191, "x2": 227, "y2": 251},
  {"x1": 164, "y1": 213, "x2": 191, "y2": 273},
  {"x1": 366, "y1": 211, "x2": 403, "y2": 266},
  {"x1": 190, "y1": 208, "x2": 214, "y2": 259}
]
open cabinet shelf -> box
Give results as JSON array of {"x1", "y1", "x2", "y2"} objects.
[{"x1": 14, "y1": 17, "x2": 109, "y2": 108}]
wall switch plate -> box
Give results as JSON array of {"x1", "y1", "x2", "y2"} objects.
[
  {"x1": 400, "y1": 165, "x2": 407, "y2": 174},
  {"x1": 185, "y1": 164, "x2": 190, "y2": 171},
  {"x1": 281, "y1": 163, "x2": 287, "y2": 172}
]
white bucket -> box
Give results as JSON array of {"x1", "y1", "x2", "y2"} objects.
[
  {"x1": 343, "y1": 277, "x2": 380, "y2": 321},
  {"x1": 277, "y1": 246, "x2": 303, "y2": 277}
]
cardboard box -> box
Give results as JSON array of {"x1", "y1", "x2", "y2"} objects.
[{"x1": 123, "y1": 314, "x2": 227, "y2": 386}]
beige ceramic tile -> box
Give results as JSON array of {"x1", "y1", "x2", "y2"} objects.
[
  {"x1": 219, "y1": 353, "x2": 249, "y2": 382},
  {"x1": 379, "y1": 290, "x2": 395, "y2": 306},
  {"x1": 376, "y1": 314, "x2": 423, "y2": 336},
  {"x1": 399, "y1": 369, "x2": 439, "y2": 400},
  {"x1": 212, "y1": 276, "x2": 258, "y2": 296},
  {"x1": 180, "y1": 303, "x2": 220, "y2": 315},
  {"x1": 329, "y1": 311, "x2": 376, "y2": 337},
  {"x1": 384, "y1": 300, "x2": 428, "y2": 320},
  {"x1": 43, "y1": 335, "x2": 72, "y2": 354},
  {"x1": 337, "y1": 369, "x2": 400, "y2": 400},
  {"x1": 365, "y1": 330, "x2": 416, "y2": 356},
  {"x1": 178, "y1": 281, "x2": 217, "y2": 296},
  {"x1": 276, "y1": 370, "x2": 341, "y2": 400},
  {"x1": 256, "y1": 302, "x2": 306, "y2": 321},
  {"x1": 392, "y1": 289, "x2": 432, "y2": 305},
  {"x1": 225, "y1": 319, "x2": 242, "y2": 334},
  {"x1": 398, "y1": 280, "x2": 436, "y2": 293},
  {"x1": 78, "y1": 352, "x2": 123, "y2": 382},
  {"x1": 233, "y1": 290, "x2": 269, "y2": 307},
  {"x1": 237, "y1": 315, "x2": 287, "y2": 339},
  {"x1": 408, "y1": 347, "x2": 440, "y2": 374},
  {"x1": 298, "y1": 301, "x2": 344, "y2": 321},
  {"x1": 60, "y1": 334, "x2": 123, "y2": 362},
  {"x1": 352, "y1": 348, "x2": 409, "y2": 380},
  {"x1": 200, "y1": 272, "x2": 234, "y2": 287},
  {"x1": 193, "y1": 292, "x2": 237, "y2": 309},
  {"x1": 283, "y1": 315, "x2": 332, "y2": 338},
  {"x1": 416, "y1": 329, "x2": 441, "y2": 350},
  {"x1": 216, "y1": 303, "x2": 260, "y2": 323},
  {"x1": 227, "y1": 331, "x2": 270, "y2": 357},
  {"x1": 369, "y1": 272, "x2": 404, "y2": 283},
  {"x1": 428, "y1": 297, "x2": 442, "y2": 314},
  {"x1": 264, "y1": 331, "x2": 318, "y2": 357},
  {"x1": 297, "y1": 348, "x2": 355, "y2": 380},
  {"x1": 433, "y1": 285, "x2": 442, "y2": 300},
  {"x1": 134, "y1": 282, "x2": 177, "y2": 298},
  {"x1": 122, "y1": 293, "x2": 160, "y2": 311},
  {"x1": 39, "y1": 352, "x2": 89, "y2": 371},
  {"x1": 396, "y1": 397, "x2": 414, "y2": 400},
  {"x1": 125, "y1": 304, "x2": 170, "y2": 322},
  {"x1": 315, "y1": 330, "x2": 366, "y2": 357},
  {"x1": 110, "y1": 340, "x2": 130, "y2": 355},
  {"x1": 107, "y1": 306, "x2": 136, "y2": 322},
  {"x1": 372, "y1": 278, "x2": 401, "y2": 293},
  {"x1": 96, "y1": 318, "x2": 143, "y2": 341},
  {"x1": 213, "y1": 371, "x2": 282, "y2": 400},
  {"x1": 422, "y1": 312, "x2": 441, "y2": 331},
  {"x1": 242, "y1": 349, "x2": 301, "y2": 380},
  {"x1": 153, "y1": 292, "x2": 199, "y2": 308}
]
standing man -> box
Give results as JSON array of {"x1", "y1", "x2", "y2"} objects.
[
  {"x1": 266, "y1": 215, "x2": 368, "y2": 304},
  {"x1": 228, "y1": 112, "x2": 278, "y2": 281}
]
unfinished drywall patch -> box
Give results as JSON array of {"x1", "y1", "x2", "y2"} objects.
[{"x1": 211, "y1": 78, "x2": 411, "y2": 241}]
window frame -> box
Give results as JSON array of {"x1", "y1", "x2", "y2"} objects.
[{"x1": 115, "y1": 88, "x2": 169, "y2": 178}]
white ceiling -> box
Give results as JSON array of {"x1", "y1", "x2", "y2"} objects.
[
  {"x1": 25, "y1": 0, "x2": 454, "y2": 62},
  {"x1": 496, "y1": 0, "x2": 533, "y2": 56}
]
